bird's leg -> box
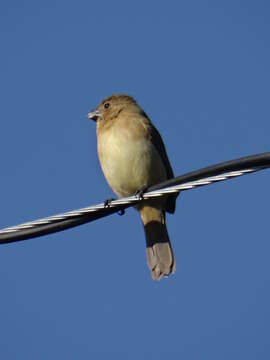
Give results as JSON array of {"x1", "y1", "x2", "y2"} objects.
[
  {"x1": 103, "y1": 198, "x2": 115, "y2": 208},
  {"x1": 135, "y1": 185, "x2": 148, "y2": 200},
  {"x1": 103, "y1": 198, "x2": 126, "y2": 216}
]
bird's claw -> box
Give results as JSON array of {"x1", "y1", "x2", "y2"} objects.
[
  {"x1": 104, "y1": 198, "x2": 115, "y2": 208},
  {"x1": 104, "y1": 198, "x2": 125, "y2": 216},
  {"x1": 135, "y1": 185, "x2": 148, "y2": 200}
]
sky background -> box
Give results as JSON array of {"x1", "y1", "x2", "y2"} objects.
[{"x1": 0, "y1": 0, "x2": 270, "y2": 358}]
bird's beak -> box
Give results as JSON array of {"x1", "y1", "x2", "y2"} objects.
[{"x1": 88, "y1": 110, "x2": 102, "y2": 122}]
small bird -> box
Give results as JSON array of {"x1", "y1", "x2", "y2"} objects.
[{"x1": 88, "y1": 95, "x2": 178, "y2": 280}]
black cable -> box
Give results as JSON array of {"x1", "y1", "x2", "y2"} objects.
[
  {"x1": 0, "y1": 152, "x2": 269, "y2": 245},
  {"x1": 149, "y1": 152, "x2": 270, "y2": 191}
]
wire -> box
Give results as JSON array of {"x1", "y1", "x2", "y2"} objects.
[{"x1": 0, "y1": 152, "x2": 269, "y2": 244}]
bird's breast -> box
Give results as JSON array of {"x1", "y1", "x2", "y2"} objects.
[{"x1": 97, "y1": 120, "x2": 167, "y2": 197}]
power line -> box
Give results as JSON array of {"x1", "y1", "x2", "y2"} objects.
[{"x1": 0, "y1": 152, "x2": 269, "y2": 244}]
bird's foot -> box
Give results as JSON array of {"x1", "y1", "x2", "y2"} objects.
[
  {"x1": 135, "y1": 185, "x2": 148, "y2": 200},
  {"x1": 103, "y1": 198, "x2": 115, "y2": 208},
  {"x1": 104, "y1": 198, "x2": 125, "y2": 216}
]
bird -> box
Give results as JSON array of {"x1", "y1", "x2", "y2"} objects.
[{"x1": 88, "y1": 94, "x2": 178, "y2": 280}]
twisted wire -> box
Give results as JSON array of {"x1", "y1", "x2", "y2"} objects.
[{"x1": 0, "y1": 152, "x2": 269, "y2": 244}]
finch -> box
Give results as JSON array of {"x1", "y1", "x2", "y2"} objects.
[{"x1": 88, "y1": 94, "x2": 178, "y2": 280}]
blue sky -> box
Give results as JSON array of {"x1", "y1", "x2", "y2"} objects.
[{"x1": 0, "y1": 0, "x2": 270, "y2": 358}]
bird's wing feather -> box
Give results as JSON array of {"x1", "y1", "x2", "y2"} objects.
[
  {"x1": 148, "y1": 123, "x2": 174, "y2": 180},
  {"x1": 140, "y1": 111, "x2": 174, "y2": 180},
  {"x1": 140, "y1": 112, "x2": 178, "y2": 213}
]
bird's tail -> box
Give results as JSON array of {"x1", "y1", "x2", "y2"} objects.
[{"x1": 139, "y1": 205, "x2": 176, "y2": 280}]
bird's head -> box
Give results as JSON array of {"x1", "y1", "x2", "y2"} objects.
[{"x1": 88, "y1": 94, "x2": 139, "y2": 123}]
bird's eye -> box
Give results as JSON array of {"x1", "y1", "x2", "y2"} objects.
[{"x1": 104, "y1": 103, "x2": 110, "y2": 109}]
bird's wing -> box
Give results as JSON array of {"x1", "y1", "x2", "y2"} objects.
[
  {"x1": 140, "y1": 111, "x2": 174, "y2": 180},
  {"x1": 148, "y1": 123, "x2": 174, "y2": 180},
  {"x1": 141, "y1": 112, "x2": 178, "y2": 213}
]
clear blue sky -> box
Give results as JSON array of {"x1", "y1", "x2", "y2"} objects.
[{"x1": 0, "y1": 0, "x2": 269, "y2": 358}]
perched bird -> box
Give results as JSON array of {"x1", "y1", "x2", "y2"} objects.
[{"x1": 88, "y1": 95, "x2": 178, "y2": 280}]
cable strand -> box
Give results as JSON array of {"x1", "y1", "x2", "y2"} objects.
[{"x1": 0, "y1": 152, "x2": 269, "y2": 244}]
